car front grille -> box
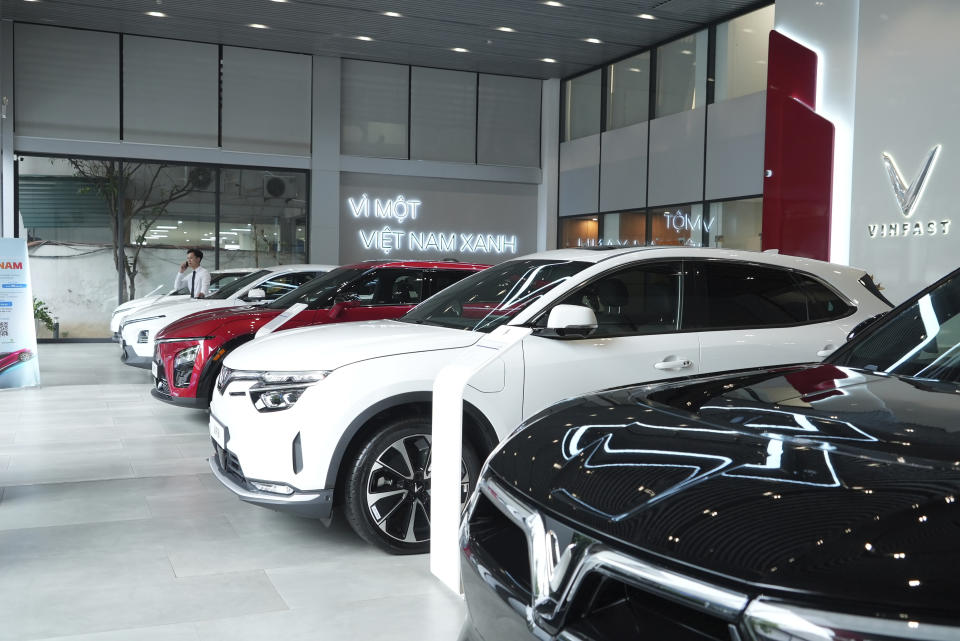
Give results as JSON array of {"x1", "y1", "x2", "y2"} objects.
[
  {"x1": 214, "y1": 442, "x2": 246, "y2": 487},
  {"x1": 464, "y1": 477, "x2": 746, "y2": 641}
]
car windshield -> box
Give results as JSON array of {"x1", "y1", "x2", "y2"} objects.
[
  {"x1": 400, "y1": 259, "x2": 590, "y2": 333},
  {"x1": 831, "y1": 269, "x2": 960, "y2": 384},
  {"x1": 207, "y1": 270, "x2": 251, "y2": 295},
  {"x1": 207, "y1": 270, "x2": 270, "y2": 300},
  {"x1": 267, "y1": 267, "x2": 368, "y2": 310}
]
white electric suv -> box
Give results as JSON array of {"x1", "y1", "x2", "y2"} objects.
[
  {"x1": 208, "y1": 247, "x2": 892, "y2": 553},
  {"x1": 109, "y1": 268, "x2": 254, "y2": 338},
  {"x1": 118, "y1": 264, "x2": 335, "y2": 367}
]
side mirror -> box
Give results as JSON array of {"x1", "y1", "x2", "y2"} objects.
[
  {"x1": 534, "y1": 304, "x2": 598, "y2": 339},
  {"x1": 245, "y1": 288, "x2": 266, "y2": 301},
  {"x1": 847, "y1": 312, "x2": 887, "y2": 341},
  {"x1": 328, "y1": 298, "x2": 359, "y2": 319}
]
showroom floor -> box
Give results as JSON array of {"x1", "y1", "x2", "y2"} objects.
[{"x1": 0, "y1": 343, "x2": 465, "y2": 641}]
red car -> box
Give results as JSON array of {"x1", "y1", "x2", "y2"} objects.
[
  {"x1": 151, "y1": 260, "x2": 489, "y2": 408},
  {"x1": 0, "y1": 348, "x2": 33, "y2": 375}
]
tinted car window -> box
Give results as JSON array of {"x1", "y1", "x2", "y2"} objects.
[
  {"x1": 269, "y1": 267, "x2": 367, "y2": 310},
  {"x1": 427, "y1": 269, "x2": 475, "y2": 297},
  {"x1": 559, "y1": 261, "x2": 680, "y2": 337},
  {"x1": 832, "y1": 271, "x2": 960, "y2": 383},
  {"x1": 243, "y1": 272, "x2": 319, "y2": 302},
  {"x1": 683, "y1": 262, "x2": 808, "y2": 329},
  {"x1": 797, "y1": 275, "x2": 852, "y2": 321},
  {"x1": 208, "y1": 270, "x2": 270, "y2": 300}
]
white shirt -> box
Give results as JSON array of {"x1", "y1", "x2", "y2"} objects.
[{"x1": 173, "y1": 265, "x2": 211, "y2": 298}]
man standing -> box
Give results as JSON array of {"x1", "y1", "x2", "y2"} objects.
[{"x1": 174, "y1": 248, "x2": 211, "y2": 298}]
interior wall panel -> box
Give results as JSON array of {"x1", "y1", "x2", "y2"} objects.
[
  {"x1": 221, "y1": 46, "x2": 312, "y2": 155},
  {"x1": 14, "y1": 24, "x2": 119, "y2": 141},
  {"x1": 647, "y1": 107, "x2": 705, "y2": 207},
  {"x1": 599, "y1": 121, "x2": 648, "y2": 212},
  {"x1": 705, "y1": 91, "x2": 765, "y2": 201},
  {"x1": 559, "y1": 135, "x2": 600, "y2": 216},
  {"x1": 123, "y1": 36, "x2": 218, "y2": 147}
]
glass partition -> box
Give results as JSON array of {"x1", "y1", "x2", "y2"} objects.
[
  {"x1": 708, "y1": 198, "x2": 763, "y2": 250},
  {"x1": 655, "y1": 31, "x2": 708, "y2": 118},
  {"x1": 650, "y1": 203, "x2": 707, "y2": 246},
  {"x1": 559, "y1": 216, "x2": 599, "y2": 248},
  {"x1": 563, "y1": 70, "x2": 602, "y2": 141},
  {"x1": 607, "y1": 53, "x2": 650, "y2": 130},
  {"x1": 715, "y1": 5, "x2": 775, "y2": 102}
]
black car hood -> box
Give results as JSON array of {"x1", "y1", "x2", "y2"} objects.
[{"x1": 487, "y1": 364, "x2": 960, "y2": 617}]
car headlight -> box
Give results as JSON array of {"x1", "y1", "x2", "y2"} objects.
[
  {"x1": 246, "y1": 370, "x2": 330, "y2": 412},
  {"x1": 744, "y1": 599, "x2": 955, "y2": 640},
  {"x1": 172, "y1": 345, "x2": 199, "y2": 388}
]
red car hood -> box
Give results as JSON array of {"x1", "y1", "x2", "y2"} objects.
[{"x1": 157, "y1": 305, "x2": 280, "y2": 339}]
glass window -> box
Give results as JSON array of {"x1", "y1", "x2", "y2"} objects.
[
  {"x1": 560, "y1": 216, "x2": 599, "y2": 248},
  {"x1": 561, "y1": 262, "x2": 681, "y2": 337},
  {"x1": 651, "y1": 204, "x2": 707, "y2": 246},
  {"x1": 401, "y1": 259, "x2": 591, "y2": 333},
  {"x1": 683, "y1": 262, "x2": 809, "y2": 329},
  {"x1": 714, "y1": 5, "x2": 776, "y2": 102},
  {"x1": 602, "y1": 211, "x2": 647, "y2": 247},
  {"x1": 218, "y1": 168, "x2": 308, "y2": 268},
  {"x1": 655, "y1": 31, "x2": 708, "y2": 118},
  {"x1": 208, "y1": 269, "x2": 270, "y2": 300},
  {"x1": 708, "y1": 198, "x2": 762, "y2": 250},
  {"x1": 341, "y1": 59, "x2": 410, "y2": 159},
  {"x1": 831, "y1": 272, "x2": 960, "y2": 383},
  {"x1": 243, "y1": 271, "x2": 319, "y2": 303},
  {"x1": 342, "y1": 268, "x2": 426, "y2": 305},
  {"x1": 564, "y1": 70, "x2": 602, "y2": 141},
  {"x1": 797, "y1": 276, "x2": 853, "y2": 322},
  {"x1": 477, "y1": 75, "x2": 542, "y2": 167},
  {"x1": 269, "y1": 267, "x2": 365, "y2": 310},
  {"x1": 607, "y1": 53, "x2": 650, "y2": 130},
  {"x1": 428, "y1": 269, "x2": 479, "y2": 298}
]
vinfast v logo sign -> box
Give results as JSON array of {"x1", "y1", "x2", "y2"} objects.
[
  {"x1": 347, "y1": 193, "x2": 519, "y2": 256},
  {"x1": 869, "y1": 145, "x2": 951, "y2": 239}
]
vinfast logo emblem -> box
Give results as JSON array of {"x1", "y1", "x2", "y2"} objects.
[
  {"x1": 881, "y1": 145, "x2": 940, "y2": 218},
  {"x1": 868, "y1": 146, "x2": 951, "y2": 239}
]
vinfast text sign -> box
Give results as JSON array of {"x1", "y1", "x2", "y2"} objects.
[
  {"x1": 0, "y1": 238, "x2": 41, "y2": 389},
  {"x1": 348, "y1": 193, "x2": 519, "y2": 256}
]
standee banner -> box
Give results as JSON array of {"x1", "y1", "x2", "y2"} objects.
[{"x1": 0, "y1": 238, "x2": 41, "y2": 389}]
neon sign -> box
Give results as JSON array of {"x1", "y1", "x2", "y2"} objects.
[
  {"x1": 347, "y1": 194, "x2": 519, "y2": 256},
  {"x1": 663, "y1": 211, "x2": 715, "y2": 233}
]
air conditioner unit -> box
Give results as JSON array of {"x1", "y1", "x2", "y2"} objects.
[{"x1": 262, "y1": 174, "x2": 301, "y2": 200}]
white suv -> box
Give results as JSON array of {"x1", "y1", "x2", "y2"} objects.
[
  {"x1": 118, "y1": 264, "x2": 335, "y2": 367},
  {"x1": 208, "y1": 247, "x2": 891, "y2": 553}
]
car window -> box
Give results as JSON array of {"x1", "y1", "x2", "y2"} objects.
[
  {"x1": 340, "y1": 269, "x2": 425, "y2": 305},
  {"x1": 558, "y1": 261, "x2": 681, "y2": 337},
  {"x1": 244, "y1": 272, "x2": 320, "y2": 302},
  {"x1": 683, "y1": 262, "x2": 809, "y2": 329},
  {"x1": 427, "y1": 269, "x2": 476, "y2": 298},
  {"x1": 208, "y1": 270, "x2": 270, "y2": 299},
  {"x1": 401, "y1": 259, "x2": 591, "y2": 333},
  {"x1": 269, "y1": 267, "x2": 368, "y2": 310},
  {"x1": 831, "y1": 271, "x2": 960, "y2": 383},
  {"x1": 797, "y1": 275, "x2": 852, "y2": 321},
  {"x1": 208, "y1": 271, "x2": 250, "y2": 294}
]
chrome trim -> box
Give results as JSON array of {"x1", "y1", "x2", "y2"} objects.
[
  {"x1": 470, "y1": 475, "x2": 749, "y2": 633},
  {"x1": 745, "y1": 599, "x2": 959, "y2": 641},
  {"x1": 155, "y1": 336, "x2": 212, "y2": 344}
]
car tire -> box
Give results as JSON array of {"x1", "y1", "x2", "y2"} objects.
[
  {"x1": 18, "y1": 352, "x2": 31, "y2": 362},
  {"x1": 343, "y1": 416, "x2": 481, "y2": 555}
]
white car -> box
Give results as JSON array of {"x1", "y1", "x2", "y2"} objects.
[
  {"x1": 110, "y1": 268, "x2": 254, "y2": 338},
  {"x1": 119, "y1": 264, "x2": 336, "y2": 367},
  {"x1": 208, "y1": 247, "x2": 892, "y2": 553}
]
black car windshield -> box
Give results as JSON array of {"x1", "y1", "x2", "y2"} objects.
[
  {"x1": 400, "y1": 259, "x2": 590, "y2": 333},
  {"x1": 207, "y1": 270, "x2": 270, "y2": 300},
  {"x1": 831, "y1": 269, "x2": 960, "y2": 383},
  {"x1": 268, "y1": 267, "x2": 367, "y2": 310}
]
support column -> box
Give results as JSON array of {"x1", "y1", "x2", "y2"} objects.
[
  {"x1": 1, "y1": 20, "x2": 15, "y2": 238},
  {"x1": 537, "y1": 78, "x2": 560, "y2": 251},
  {"x1": 309, "y1": 55, "x2": 341, "y2": 264}
]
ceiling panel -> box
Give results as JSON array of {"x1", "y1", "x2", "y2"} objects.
[{"x1": 2, "y1": 0, "x2": 771, "y2": 78}]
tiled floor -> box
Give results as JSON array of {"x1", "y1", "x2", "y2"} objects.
[{"x1": 0, "y1": 343, "x2": 465, "y2": 641}]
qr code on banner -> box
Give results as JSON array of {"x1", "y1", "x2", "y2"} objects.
[{"x1": 0, "y1": 321, "x2": 7, "y2": 337}]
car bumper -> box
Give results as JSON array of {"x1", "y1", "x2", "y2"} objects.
[
  {"x1": 208, "y1": 440, "x2": 334, "y2": 521},
  {"x1": 122, "y1": 344, "x2": 152, "y2": 368},
  {"x1": 150, "y1": 387, "x2": 209, "y2": 409}
]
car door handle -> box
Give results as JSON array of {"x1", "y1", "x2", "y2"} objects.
[
  {"x1": 654, "y1": 359, "x2": 693, "y2": 370},
  {"x1": 817, "y1": 344, "x2": 836, "y2": 357}
]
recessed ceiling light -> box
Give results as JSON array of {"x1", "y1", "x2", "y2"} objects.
[
  {"x1": 356, "y1": 35, "x2": 374, "y2": 41},
  {"x1": 742, "y1": 27, "x2": 754, "y2": 33},
  {"x1": 680, "y1": 49, "x2": 693, "y2": 55},
  {"x1": 637, "y1": 13, "x2": 656, "y2": 20},
  {"x1": 628, "y1": 67, "x2": 642, "y2": 72},
  {"x1": 383, "y1": 11, "x2": 402, "y2": 17},
  {"x1": 146, "y1": 11, "x2": 167, "y2": 17},
  {"x1": 544, "y1": 1, "x2": 564, "y2": 6},
  {"x1": 269, "y1": 0, "x2": 288, "y2": 3},
  {"x1": 452, "y1": 47, "x2": 469, "y2": 53},
  {"x1": 249, "y1": 23, "x2": 269, "y2": 29},
  {"x1": 584, "y1": 38, "x2": 602, "y2": 44},
  {"x1": 541, "y1": 57, "x2": 557, "y2": 63},
  {"x1": 496, "y1": 26, "x2": 516, "y2": 32}
]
